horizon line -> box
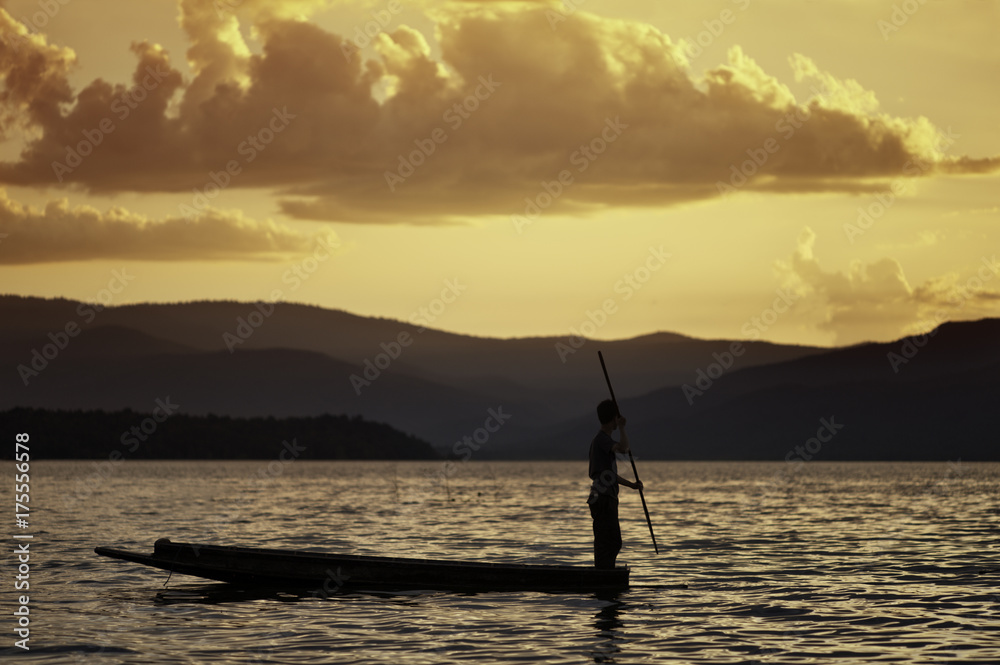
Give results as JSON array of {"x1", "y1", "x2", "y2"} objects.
[{"x1": 3, "y1": 292, "x2": 992, "y2": 350}]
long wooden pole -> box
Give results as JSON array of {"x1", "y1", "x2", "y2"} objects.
[{"x1": 598, "y1": 350, "x2": 659, "y2": 554}]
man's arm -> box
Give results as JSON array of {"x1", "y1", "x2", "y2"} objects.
[
  {"x1": 611, "y1": 416, "x2": 643, "y2": 491},
  {"x1": 611, "y1": 415, "x2": 629, "y2": 454},
  {"x1": 616, "y1": 473, "x2": 642, "y2": 490}
]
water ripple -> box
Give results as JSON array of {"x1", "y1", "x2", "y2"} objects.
[{"x1": 4, "y1": 460, "x2": 999, "y2": 664}]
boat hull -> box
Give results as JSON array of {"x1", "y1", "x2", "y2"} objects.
[{"x1": 95, "y1": 539, "x2": 629, "y2": 593}]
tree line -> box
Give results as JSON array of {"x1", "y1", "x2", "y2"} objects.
[{"x1": 2, "y1": 407, "x2": 441, "y2": 460}]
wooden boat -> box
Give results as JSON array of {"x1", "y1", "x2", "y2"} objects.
[{"x1": 95, "y1": 538, "x2": 629, "y2": 593}]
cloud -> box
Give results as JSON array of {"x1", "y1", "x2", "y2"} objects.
[
  {"x1": 0, "y1": 4, "x2": 996, "y2": 223},
  {"x1": 776, "y1": 228, "x2": 1000, "y2": 345},
  {"x1": 174, "y1": 0, "x2": 333, "y2": 115},
  {"x1": 0, "y1": 189, "x2": 337, "y2": 264},
  {"x1": 0, "y1": 9, "x2": 76, "y2": 140}
]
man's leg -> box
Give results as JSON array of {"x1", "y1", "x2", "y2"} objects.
[
  {"x1": 590, "y1": 496, "x2": 621, "y2": 569},
  {"x1": 608, "y1": 497, "x2": 622, "y2": 565}
]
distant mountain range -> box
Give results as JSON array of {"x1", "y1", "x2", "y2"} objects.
[{"x1": 1, "y1": 296, "x2": 996, "y2": 460}]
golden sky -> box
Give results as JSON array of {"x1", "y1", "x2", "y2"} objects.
[{"x1": 0, "y1": 0, "x2": 997, "y2": 346}]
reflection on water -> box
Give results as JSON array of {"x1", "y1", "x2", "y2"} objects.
[
  {"x1": 2, "y1": 460, "x2": 998, "y2": 664},
  {"x1": 590, "y1": 592, "x2": 624, "y2": 664}
]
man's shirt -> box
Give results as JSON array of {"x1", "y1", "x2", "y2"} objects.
[{"x1": 588, "y1": 429, "x2": 619, "y2": 499}]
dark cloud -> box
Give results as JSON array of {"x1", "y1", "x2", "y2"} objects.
[
  {"x1": 0, "y1": 4, "x2": 996, "y2": 223},
  {"x1": 0, "y1": 188, "x2": 334, "y2": 264}
]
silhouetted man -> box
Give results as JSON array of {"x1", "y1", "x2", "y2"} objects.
[{"x1": 587, "y1": 399, "x2": 642, "y2": 569}]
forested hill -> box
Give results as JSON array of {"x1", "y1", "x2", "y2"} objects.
[{"x1": 3, "y1": 408, "x2": 441, "y2": 460}]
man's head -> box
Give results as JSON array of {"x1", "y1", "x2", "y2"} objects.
[{"x1": 597, "y1": 399, "x2": 618, "y2": 426}]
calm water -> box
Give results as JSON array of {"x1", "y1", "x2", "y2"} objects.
[{"x1": 2, "y1": 460, "x2": 999, "y2": 664}]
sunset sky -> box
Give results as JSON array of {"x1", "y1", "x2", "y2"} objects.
[{"x1": 1, "y1": 0, "x2": 997, "y2": 347}]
